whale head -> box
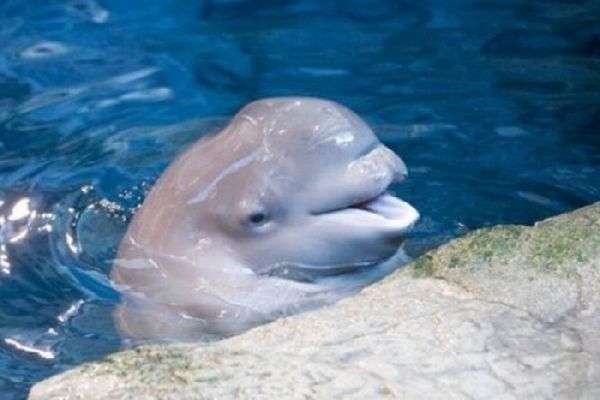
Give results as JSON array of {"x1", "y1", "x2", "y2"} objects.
[{"x1": 114, "y1": 97, "x2": 419, "y2": 339}]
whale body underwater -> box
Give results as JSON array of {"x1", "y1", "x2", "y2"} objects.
[{"x1": 112, "y1": 97, "x2": 419, "y2": 341}]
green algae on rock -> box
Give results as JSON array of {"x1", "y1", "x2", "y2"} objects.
[{"x1": 414, "y1": 202, "x2": 600, "y2": 277}]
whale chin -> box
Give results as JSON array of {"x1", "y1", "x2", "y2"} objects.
[{"x1": 253, "y1": 193, "x2": 418, "y2": 283}]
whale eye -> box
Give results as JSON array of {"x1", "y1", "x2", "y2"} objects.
[{"x1": 247, "y1": 212, "x2": 269, "y2": 226}]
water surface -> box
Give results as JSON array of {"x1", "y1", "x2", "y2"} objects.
[{"x1": 1, "y1": 0, "x2": 599, "y2": 398}]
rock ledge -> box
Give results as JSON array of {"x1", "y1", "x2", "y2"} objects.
[{"x1": 30, "y1": 203, "x2": 600, "y2": 399}]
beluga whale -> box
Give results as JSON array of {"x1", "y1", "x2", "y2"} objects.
[{"x1": 113, "y1": 97, "x2": 419, "y2": 341}]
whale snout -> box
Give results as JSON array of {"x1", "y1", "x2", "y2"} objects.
[
  {"x1": 319, "y1": 144, "x2": 419, "y2": 236},
  {"x1": 384, "y1": 146, "x2": 409, "y2": 183},
  {"x1": 349, "y1": 144, "x2": 407, "y2": 185}
]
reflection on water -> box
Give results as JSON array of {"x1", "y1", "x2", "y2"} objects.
[{"x1": 0, "y1": 0, "x2": 599, "y2": 397}]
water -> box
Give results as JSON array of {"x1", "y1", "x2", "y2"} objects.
[{"x1": 0, "y1": 0, "x2": 599, "y2": 398}]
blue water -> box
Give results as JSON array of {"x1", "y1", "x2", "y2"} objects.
[{"x1": 1, "y1": 0, "x2": 599, "y2": 398}]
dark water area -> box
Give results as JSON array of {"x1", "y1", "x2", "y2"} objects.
[{"x1": 0, "y1": 0, "x2": 599, "y2": 398}]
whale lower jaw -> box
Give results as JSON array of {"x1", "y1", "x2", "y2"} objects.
[
  {"x1": 322, "y1": 192, "x2": 420, "y2": 234},
  {"x1": 352, "y1": 193, "x2": 420, "y2": 231}
]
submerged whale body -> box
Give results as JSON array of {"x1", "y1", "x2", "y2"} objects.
[{"x1": 113, "y1": 97, "x2": 419, "y2": 341}]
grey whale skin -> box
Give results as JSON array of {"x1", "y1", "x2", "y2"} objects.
[{"x1": 113, "y1": 97, "x2": 419, "y2": 341}]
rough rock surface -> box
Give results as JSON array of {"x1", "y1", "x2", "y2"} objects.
[{"x1": 30, "y1": 203, "x2": 600, "y2": 399}]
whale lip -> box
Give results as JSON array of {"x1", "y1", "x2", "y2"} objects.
[
  {"x1": 314, "y1": 189, "x2": 420, "y2": 234},
  {"x1": 351, "y1": 192, "x2": 420, "y2": 230}
]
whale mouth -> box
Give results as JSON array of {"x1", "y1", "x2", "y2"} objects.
[
  {"x1": 316, "y1": 189, "x2": 420, "y2": 233},
  {"x1": 346, "y1": 192, "x2": 420, "y2": 231},
  {"x1": 350, "y1": 192, "x2": 419, "y2": 229}
]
